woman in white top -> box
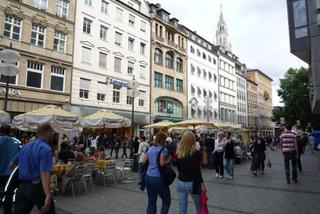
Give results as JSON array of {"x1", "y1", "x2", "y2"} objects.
[
  {"x1": 138, "y1": 136, "x2": 149, "y2": 181},
  {"x1": 214, "y1": 132, "x2": 225, "y2": 178}
]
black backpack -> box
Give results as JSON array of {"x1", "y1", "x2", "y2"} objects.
[{"x1": 157, "y1": 147, "x2": 176, "y2": 186}]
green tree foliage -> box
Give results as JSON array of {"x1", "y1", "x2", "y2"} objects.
[{"x1": 274, "y1": 67, "x2": 320, "y2": 129}]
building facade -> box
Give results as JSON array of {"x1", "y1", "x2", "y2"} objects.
[
  {"x1": 149, "y1": 3, "x2": 187, "y2": 122},
  {"x1": 0, "y1": 0, "x2": 75, "y2": 115},
  {"x1": 71, "y1": 0, "x2": 151, "y2": 136},
  {"x1": 235, "y1": 62, "x2": 248, "y2": 128},
  {"x1": 183, "y1": 27, "x2": 219, "y2": 121},
  {"x1": 247, "y1": 78, "x2": 258, "y2": 131},
  {"x1": 247, "y1": 69, "x2": 273, "y2": 136}
]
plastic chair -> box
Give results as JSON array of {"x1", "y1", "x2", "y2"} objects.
[
  {"x1": 70, "y1": 165, "x2": 88, "y2": 197},
  {"x1": 115, "y1": 159, "x2": 134, "y2": 183}
]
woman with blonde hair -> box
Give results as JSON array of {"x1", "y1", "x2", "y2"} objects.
[
  {"x1": 176, "y1": 131, "x2": 206, "y2": 214},
  {"x1": 143, "y1": 132, "x2": 171, "y2": 214}
]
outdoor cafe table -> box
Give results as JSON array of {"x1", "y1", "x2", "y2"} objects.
[
  {"x1": 95, "y1": 159, "x2": 115, "y2": 169},
  {"x1": 53, "y1": 164, "x2": 72, "y2": 175}
]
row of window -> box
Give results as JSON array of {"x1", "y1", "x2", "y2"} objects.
[
  {"x1": 237, "y1": 90, "x2": 246, "y2": 101},
  {"x1": 220, "y1": 92, "x2": 235, "y2": 105},
  {"x1": 219, "y1": 60, "x2": 234, "y2": 74},
  {"x1": 190, "y1": 46, "x2": 217, "y2": 65},
  {"x1": 79, "y1": 78, "x2": 146, "y2": 106},
  {"x1": 237, "y1": 102, "x2": 247, "y2": 114},
  {"x1": 26, "y1": 0, "x2": 70, "y2": 19},
  {"x1": 81, "y1": 46, "x2": 147, "y2": 79},
  {"x1": 219, "y1": 76, "x2": 235, "y2": 90},
  {"x1": 191, "y1": 108, "x2": 218, "y2": 120},
  {"x1": 220, "y1": 108, "x2": 236, "y2": 123},
  {"x1": 248, "y1": 92, "x2": 258, "y2": 103},
  {"x1": 0, "y1": 61, "x2": 65, "y2": 91},
  {"x1": 237, "y1": 77, "x2": 246, "y2": 89},
  {"x1": 190, "y1": 64, "x2": 217, "y2": 82},
  {"x1": 4, "y1": 15, "x2": 67, "y2": 52},
  {"x1": 190, "y1": 85, "x2": 217, "y2": 100},
  {"x1": 154, "y1": 23, "x2": 185, "y2": 49},
  {"x1": 238, "y1": 115, "x2": 247, "y2": 127},
  {"x1": 154, "y1": 72, "x2": 183, "y2": 93},
  {"x1": 83, "y1": 1, "x2": 147, "y2": 33},
  {"x1": 154, "y1": 49, "x2": 183, "y2": 72}
]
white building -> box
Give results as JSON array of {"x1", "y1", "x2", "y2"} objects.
[
  {"x1": 235, "y1": 62, "x2": 248, "y2": 128},
  {"x1": 71, "y1": 0, "x2": 151, "y2": 137},
  {"x1": 183, "y1": 27, "x2": 219, "y2": 121}
]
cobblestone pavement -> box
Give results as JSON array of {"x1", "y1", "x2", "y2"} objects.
[{"x1": 4, "y1": 149, "x2": 320, "y2": 214}]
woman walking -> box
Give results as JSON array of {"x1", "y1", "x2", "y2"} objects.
[
  {"x1": 214, "y1": 132, "x2": 225, "y2": 178},
  {"x1": 176, "y1": 131, "x2": 206, "y2": 214},
  {"x1": 143, "y1": 132, "x2": 171, "y2": 214},
  {"x1": 252, "y1": 133, "x2": 266, "y2": 176}
]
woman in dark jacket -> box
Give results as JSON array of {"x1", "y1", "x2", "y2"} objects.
[
  {"x1": 252, "y1": 134, "x2": 266, "y2": 176},
  {"x1": 224, "y1": 132, "x2": 235, "y2": 180},
  {"x1": 176, "y1": 131, "x2": 206, "y2": 214}
]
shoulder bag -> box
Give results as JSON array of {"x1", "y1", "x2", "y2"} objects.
[{"x1": 157, "y1": 147, "x2": 176, "y2": 186}]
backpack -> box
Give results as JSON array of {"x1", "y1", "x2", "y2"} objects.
[{"x1": 157, "y1": 147, "x2": 176, "y2": 186}]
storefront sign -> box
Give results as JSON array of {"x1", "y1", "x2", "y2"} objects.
[
  {"x1": 2, "y1": 88, "x2": 21, "y2": 97},
  {"x1": 110, "y1": 79, "x2": 128, "y2": 87}
]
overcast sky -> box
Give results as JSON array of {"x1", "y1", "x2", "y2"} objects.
[{"x1": 152, "y1": 0, "x2": 308, "y2": 106}]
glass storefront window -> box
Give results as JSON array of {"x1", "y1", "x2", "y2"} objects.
[{"x1": 155, "y1": 97, "x2": 183, "y2": 119}]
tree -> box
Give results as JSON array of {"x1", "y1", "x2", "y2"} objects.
[{"x1": 274, "y1": 67, "x2": 320, "y2": 129}]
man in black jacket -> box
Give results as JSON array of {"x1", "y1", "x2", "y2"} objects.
[{"x1": 224, "y1": 132, "x2": 235, "y2": 180}]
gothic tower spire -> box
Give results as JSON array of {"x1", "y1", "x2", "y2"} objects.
[{"x1": 215, "y1": 4, "x2": 232, "y2": 51}]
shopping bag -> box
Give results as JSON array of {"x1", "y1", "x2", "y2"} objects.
[
  {"x1": 267, "y1": 158, "x2": 272, "y2": 168},
  {"x1": 200, "y1": 192, "x2": 209, "y2": 214}
]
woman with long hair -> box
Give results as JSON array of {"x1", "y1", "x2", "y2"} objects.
[
  {"x1": 214, "y1": 132, "x2": 225, "y2": 178},
  {"x1": 143, "y1": 132, "x2": 171, "y2": 214},
  {"x1": 176, "y1": 131, "x2": 206, "y2": 214}
]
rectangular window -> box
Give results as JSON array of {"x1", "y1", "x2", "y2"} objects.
[
  {"x1": 26, "y1": 62, "x2": 43, "y2": 88},
  {"x1": 3, "y1": 15, "x2": 21, "y2": 40},
  {"x1": 100, "y1": 25, "x2": 108, "y2": 41},
  {"x1": 101, "y1": 0, "x2": 109, "y2": 14},
  {"x1": 31, "y1": 24, "x2": 46, "y2": 47},
  {"x1": 140, "y1": 42, "x2": 146, "y2": 56},
  {"x1": 35, "y1": 0, "x2": 47, "y2": 10},
  {"x1": 114, "y1": 57, "x2": 121, "y2": 73},
  {"x1": 165, "y1": 75, "x2": 174, "y2": 91},
  {"x1": 140, "y1": 65, "x2": 146, "y2": 79},
  {"x1": 128, "y1": 37, "x2": 135, "y2": 51},
  {"x1": 50, "y1": 66, "x2": 64, "y2": 91},
  {"x1": 129, "y1": 14, "x2": 135, "y2": 27},
  {"x1": 80, "y1": 78, "x2": 90, "y2": 99},
  {"x1": 113, "y1": 85, "x2": 121, "y2": 103},
  {"x1": 140, "y1": 21, "x2": 146, "y2": 32},
  {"x1": 83, "y1": 18, "x2": 92, "y2": 34},
  {"x1": 82, "y1": 47, "x2": 91, "y2": 64},
  {"x1": 54, "y1": 31, "x2": 66, "y2": 53},
  {"x1": 176, "y1": 79, "x2": 183, "y2": 93},
  {"x1": 99, "y1": 52, "x2": 107, "y2": 68},
  {"x1": 116, "y1": 8, "x2": 123, "y2": 22},
  {"x1": 115, "y1": 31, "x2": 122, "y2": 46},
  {"x1": 97, "y1": 93, "x2": 106, "y2": 101},
  {"x1": 139, "y1": 90, "x2": 145, "y2": 107},
  {"x1": 56, "y1": 0, "x2": 68, "y2": 19},
  {"x1": 127, "y1": 62, "x2": 134, "y2": 75},
  {"x1": 0, "y1": 75, "x2": 16, "y2": 85},
  {"x1": 154, "y1": 72, "x2": 162, "y2": 88},
  {"x1": 84, "y1": 0, "x2": 92, "y2": 6},
  {"x1": 126, "y1": 96, "x2": 133, "y2": 105}
]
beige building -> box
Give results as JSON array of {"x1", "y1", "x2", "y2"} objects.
[
  {"x1": 247, "y1": 78, "x2": 258, "y2": 131},
  {"x1": 149, "y1": 4, "x2": 187, "y2": 122},
  {"x1": 0, "y1": 0, "x2": 75, "y2": 115},
  {"x1": 247, "y1": 69, "x2": 273, "y2": 136}
]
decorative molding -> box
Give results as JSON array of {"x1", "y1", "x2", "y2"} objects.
[
  {"x1": 55, "y1": 21, "x2": 69, "y2": 33},
  {"x1": 126, "y1": 56, "x2": 137, "y2": 62},
  {"x1": 97, "y1": 47, "x2": 110, "y2": 53},
  {"x1": 4, "y1": 4, "x2": 25, "y2": 19},
  {"x1": 32, "y1": 13, "x2": 48, "y2": 27},
  {"x1": 139, "y1": 61, "x2": 148, "y2": 66},
  {"x1": 113, "y1": 52, "x2": 125, "y2": 58},
  {"x1": 80, "y1": 41, "x2": 95, "y2": 48}
]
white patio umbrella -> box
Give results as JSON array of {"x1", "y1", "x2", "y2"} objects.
[
  {"x1": 12, "y1": 105, "x2": 81, "y2": 132},
  {"x1": 81, "y1": 109, "x2": 131, "y2": 128},
  {"x1": 0, "y1": 110, "x2": 11, "y2": 124}
]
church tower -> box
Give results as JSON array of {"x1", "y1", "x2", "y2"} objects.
[{"x1": 216, "y1": 5, "x2": 232, "y2": 51}]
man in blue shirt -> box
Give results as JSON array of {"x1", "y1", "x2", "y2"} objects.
[
  {"x1": 11, "y1": 123, "x2": 55, "y2": 214},
  {"x1": 0, "y1": 124, "x2": 20, "y2": 214}
]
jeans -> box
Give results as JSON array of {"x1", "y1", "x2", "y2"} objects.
[
  {"x1": 14, "y1": 182, "x2": 56, "y2": 214},
  {"x1": 207, "y1": 152, "x2": 214, "y2": 169},
  {"x1": 176, "y1": 180, "x2": 200, "y2": 214},
  {"x1": 283, "y1": 151, "x2": 297, "y2": 181},
  {"x1": 224, "y1": 158, "x2": 234, "y2": 177},
  {"x1": 145, "y1": 175, "x2": 171, "y2": 214},
  {"x1": 214, "y1": 152, "x2": 224, "y2": 176}
]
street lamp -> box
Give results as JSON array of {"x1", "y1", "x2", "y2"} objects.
[
  {"x1": 204, "y1": 96, "x2": 213, "y2": 122},
  {"x1": 127, "y1": 76, "x2": 140, "y2": 148},
  {"x1": 0, "y1": 46, "x2": 21, "y2": 112}
]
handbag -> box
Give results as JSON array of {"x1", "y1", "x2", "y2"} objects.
[
  {"x1": 200, "y1": 192, "x2": 209, "y2": 214},
  {"x1": 157, "y1": 147, "x2": 176, "y2": 186}
]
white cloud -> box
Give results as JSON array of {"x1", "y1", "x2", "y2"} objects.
[{"x1": 153, "y1": 0, "x2": 308, "y2": 106}]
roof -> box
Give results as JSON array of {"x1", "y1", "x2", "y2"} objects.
[{"x1": 247, "y1": 69, "x2": 273, "y2": 81}]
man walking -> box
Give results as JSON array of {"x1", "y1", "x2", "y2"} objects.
[
  {"x1": 0, "y1": 125, "x2": 20, "y2": 214},
  {"x1": 11, "y1": 123, "x2": 55, "y2": 214},
  {"x1": 280, "y1": 124, "x2": 299, "y2": 184}
]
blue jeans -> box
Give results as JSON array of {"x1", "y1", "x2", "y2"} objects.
[
  {"x1": 224, "y1": 158, "x2": 234, "y2": 177},
  {"x1": 145, "y1": 175, "x2": 171, "y2": 214},
  {"x1": 176, "y1": 180, "x2": 200, "y2": 214}
]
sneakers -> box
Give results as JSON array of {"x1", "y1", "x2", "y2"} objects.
[
  {"x1": 253, "y1": 171, "x2": 257, "y2": 177},
  {"x1": 218, "y1": 175, "x2": 223, "y2": 178},
  {"x1": 215, "y1": 173, "x2": 219, "y2": 178},
  {"x1": 226, "y1": 174, "x2": 230, "y2": 179},
  {"x1": 228, "y1": 176, "x2": 233, "y2": 180}
]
